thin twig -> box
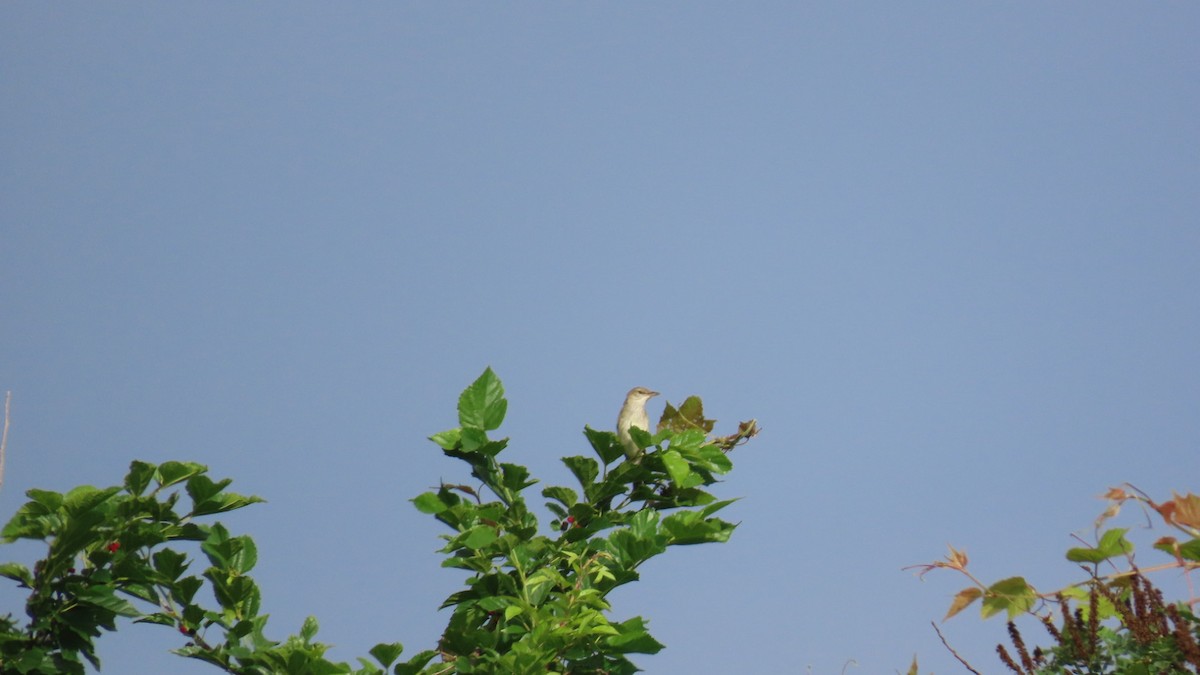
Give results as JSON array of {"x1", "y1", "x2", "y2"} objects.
[
  {"x1": 932, "y1": 621, "x2": 983, "y2": 675},
  {"x1": 0, "y1": 391, "x2": 10, "y2": 493}
]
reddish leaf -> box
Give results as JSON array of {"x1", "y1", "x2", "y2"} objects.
[{"x1": 944, "y1": 587, "x2": 982, "y2": 621}]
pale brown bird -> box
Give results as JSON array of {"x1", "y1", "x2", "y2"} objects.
[{"x1": 616, "y1": 386, "x2": 659, "y2": 460}]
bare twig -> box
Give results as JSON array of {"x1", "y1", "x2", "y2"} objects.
[
  {"x1": 0, "y1": 391, "x2": 10, "y2": 493},
  {"x1": 932, "y1": 621, "x2": 983, "y2": 675}
]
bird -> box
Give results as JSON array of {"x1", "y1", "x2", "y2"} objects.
[{"x1": 616, "y1": 386, "x2": 659, "y2": 461}]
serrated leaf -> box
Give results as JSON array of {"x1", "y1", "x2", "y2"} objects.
[
  {"x1": 981, "y1": 576, "x2": 1035, "y2": 619},
  {"x1": 457, "y1": 367, "x2": 507, "y2": 431},
  {"x1": 185, "y1": 474, "x2": 232, "y2": 506},
  {"x1": 460, "y1": 427, "x2": 489, "y2": 451},
  {"x1": 153, "y1": 548, "x2": 189, "y2": 580},
  {"x1": 700, "y1": 498, "x2": 738, "y2": 518},
  {"x1": 1167, "y1": 492, "x2": 1200, "y2": 529},
  {"x1": 135, "y1": 612, "x2": 178, "y2": 627},
  {"x1": 78, "y1": 585, "x2": 140, "y2": 617},
  {"x1": 461, "y1": 525, "x2": 498, "y2": 550},
  {"x1": 412, "y1": 492, "x2": 449, "y2": 514},
  {"x1": 606, "y1": 616, "x2": 665, "y2": 654},
  {"x1": 1060, "y1": 584, "x2": 1119, "y2": 621},
  {"x1": 230, "y1": 536, "x2": 258, "y2": 574},
  {"x1": 393, "y1": 650, "x2": 438, "y2": 675},
  {"x1": 0, "y1": 562, "x2": 33, "y2": 586},
  {"x1": 583, "y1": 426, "x2": 624, "y2": 465},
  {"x1": 156, "y1": 461, "x2": 206, "y2": 488},
  {"x1": 500, "y1": 462, "x2": 536, "y2": 493},
  {"x1": 1179, "y1": 538, "x2": 1200, "y2": 561},
  {"x1": 369, "y1": 642, "x2": 404, "y2": 668},
  {"x1": 63, "y1": 485, "x2": 120, "y2": 515},
  {"x1": 944, "y1": 587, "x2": 982, "y2": 621},
  {"x1": 429, "y1": 428, "x2": 461, "y2": 450},
  {"x1": 542, "y1": 486, "x2": 578, "y2": 509},
  {"x1": 26, "y1": 488, "x2": 64, "y2": 510},
  {"x1": 661, "y1": 511, "x2": 735, "y2": 545},
  {"x1": 659, "y1": 450, "x2": 691, "y2": 486},
  {"x1": 657, "y1": 396, "x2": 715, "y2": 434},
  {"x1": 562, "y1": 456, "x2": 599, "y2": 489},
  {"x1": 125, "y1": 461, "x2": 156, "y2": 496},
  {"x1": 1067, "y1": 528, "x2": 1133, "y2": 563}
]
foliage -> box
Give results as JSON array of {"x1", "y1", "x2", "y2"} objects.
[
  {"x1": 909, "y1": 486, "x2": 1200, "y2": 674},
  {"x1": 408, "y1": 368, "x2": 756, "y2": 673},
  {"x1": 0, "y1": 369, "x2": 757, "y2": 674}
]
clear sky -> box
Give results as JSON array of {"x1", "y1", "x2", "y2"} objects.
[{"x1": 2, "y1": 4, "x2": 1198, "y2": 673}]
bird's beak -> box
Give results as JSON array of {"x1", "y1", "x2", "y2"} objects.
[{"x1": 649, "y1": 390, "x2": 660, "y2": 397}]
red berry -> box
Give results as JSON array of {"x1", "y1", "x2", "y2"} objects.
[{"x1": 107, "y1": 542, "x2": 120, "y2": 552}]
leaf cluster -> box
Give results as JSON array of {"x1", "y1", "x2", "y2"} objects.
[
  {"x1": 0, "y1": 369, "x2": 756, "y2": 674},
  {"x1": 908, "y1": 486, "x2": 1200, "y2": 674},
  {"x1": 408, "y1": 369, "x2": 749, "y2": 673},
  {"x1": 0, "y1": 462, "x2": 403, "y2": 675}
]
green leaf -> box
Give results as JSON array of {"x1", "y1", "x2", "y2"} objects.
[
  {"x1": 457, "y1": 367, "x2": 507, "y2": 431},
  {"x1": 1097, "y1": 527, "x2": 1134, "y2": 555},
  {"x1": 429, "y1": 428, "x2": 462, "y2": 450},
  {"x1": 700, "y1": 498, "x2": 738, "y2": 518},
  {"x1": 125, "y1": 461, "x2": 157, "y2": 496},
  {"x1": 583, "y1": 426, "x2": 624, "y2": 465},
  {"x1": 0, "y1": 562, "x2": 33, "y2": 586},
  {"x1": 1178, "y1": 538, "x2": 1200, "y2": 561},
  {"x1": 199, "y1": 527, "x2": 258, "y2": 574},
  {"x1": 1066, "y1": 528, "x2": 1134, "y2": 563},
  {"x1": 63, "y1": 485, "x2": 121, "y2": 515},
  {"x1": 542, "y1": 486, "x2": 578, "y2": 509},
  {"x1": 78, "y1": 585, "x2": 141, "y2": 617},
  {"x1": 394, "y1": 650, "x2": 438, "y2": 675},
  {"x1": 173, "y1": 576, "x2": 204, "y2": 605},
  {"x1": 460, "y1": 427, "x2": 490, "y2": 451},
  {"x1": 206, "y1": 571, "x2": 261, "y2": 618},
  {"x1": 412, "y1": 492, "x2": 450, "y2": 514},
  {"x1": 658, "y1": 396, "x2": 715, "y2": 434},
  {"x1": 184, "y1": 473, "x2": 264, "y2": 517},
  {"x1": 156, "y1": 461, "x2": 207, "y2": 488},
  {"x1": 185, "y1": 473, "x2": 232, "y2": 506},
  {"x1": 27, "y1": 488, "x2": 64, "y2": 510},
  {"x1": 135, "y1": 612, "x2": 179, "y2": 627},
  {"x1": 692, "y1": 442, "x2": 734, "y2": 474},
  {"x1": 153, "y1": 548, "x2": 189, "y2": 580},
  {"x1": 500, "y1": 463, "x2": 536, "y2": 493},
  {"x1": 659, "y1": 450, "x2": 691, "y2": 486},
  {"x1": 461, "y1": 525, "x2": 498, "y2": 550},
  {"x1": 981, "y1": 576, "x2": 1036, "y2": 619},
  {"x1": 368, "y1": 642, "x2": 404, "y2": 668},
  {"x1": 607, "y1": 616, "x2": 665, "y2": 654},
  {"x1": 57, "y1": 506, "x2": 112, "y2": 557},
  {"x1": 661, "y1": 511, "x2": 736, "y2": 545},
  {"x1": 1060, "y1": 584, "x2": 1119, "y2": 621},
  {"x1": 628, "y1": 426, "x2": 654, "y2": 455},
  {"x1": 231, "y1": 536, "x2": 258, "y2": 574},
  {"x1": 1, "y1": 505, "x2": 53, "y2": 541},
  {"x1": 562, "y1": 456, "x2": 599, "y2": 489}
]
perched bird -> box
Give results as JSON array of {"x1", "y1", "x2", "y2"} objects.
[{"x1": 616, "y1": 386, "x2": 659, "y2": 461}]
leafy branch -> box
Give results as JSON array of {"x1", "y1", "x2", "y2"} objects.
[
  {"x1": 907, "y1": 485, "x2": 1200, "y2": 673},
  {"x1": 0, "y1": 369, "x2": 756, "y2": 674}
]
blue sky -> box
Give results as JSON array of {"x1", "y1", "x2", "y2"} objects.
[{"x1": 2, "y1": 3, "x2": 1198, "y2": 673}]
